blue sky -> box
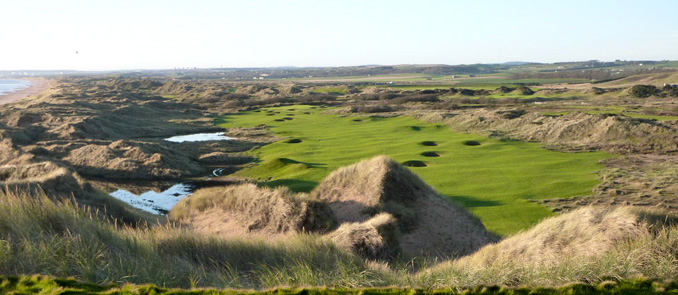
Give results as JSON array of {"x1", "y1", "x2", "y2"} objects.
[{"x1": 2, "y1": 0, "x2": 677, "y2": 70}]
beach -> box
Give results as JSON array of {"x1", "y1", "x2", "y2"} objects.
[{"x1": 0, "y1": 78, "x2": 51, "y2": 105}]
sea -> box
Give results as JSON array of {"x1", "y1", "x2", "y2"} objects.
[{"x1": 0, "y1": 79, "x2": 32, "y2": 95}]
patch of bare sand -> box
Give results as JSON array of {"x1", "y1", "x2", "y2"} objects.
[{"x1": 0, "y1": 78, "x2": 51, "y2": 105}]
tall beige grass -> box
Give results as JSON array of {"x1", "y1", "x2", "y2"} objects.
[
  {"x1": 0, "y1": 189, "x2": 384, "y2": 289},
  {"x1": 1, "y1": 178, "x2": 676, "y2": 289},
  {"x1": 417, "y1": 207, "x2": 678, "y2": 288},
  {"x1": 170, "y1": 184, "x2": 336, "y2": 234}
]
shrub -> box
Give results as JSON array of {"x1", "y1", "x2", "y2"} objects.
[{"x1": 630, "y1": 85, "x2": 660, "y2": 98}]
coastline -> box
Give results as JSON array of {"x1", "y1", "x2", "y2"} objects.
[{"x1": 0, "y1": 78, "x2": 51, "y2": 105}]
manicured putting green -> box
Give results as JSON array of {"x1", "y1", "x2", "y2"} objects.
[{"x1": 217, "y1": 105, "x2": 612, "y2": 236}]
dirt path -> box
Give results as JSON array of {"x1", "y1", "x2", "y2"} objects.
[{"x1": 0, "y1": 78, "x2": 51, "y2": 105}]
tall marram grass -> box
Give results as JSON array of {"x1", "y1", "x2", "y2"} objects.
[
  {"x1": 1, "y1": 189, "x2": 677, "y2": 289},
  {"x1": 0, "y1": 190, "x2": 386, "y2": 289},
  {"x1": 415, "y1": 225, "x2": 678, "y2": 288}
]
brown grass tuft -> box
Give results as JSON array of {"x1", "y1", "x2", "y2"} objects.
[
  {"x1": 170, "y1": 183, "x2": 336, "y2": 237},
  {"x1": 329, "y1": 213, "x2": 401, "y2": 260}
]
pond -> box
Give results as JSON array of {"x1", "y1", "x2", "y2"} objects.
[
  {"x1": 109, "y1": 183, "x2": 193, "y2": 215},
  {"x1": 164, "y1": 132, "x2": 234, "y2": 143}
]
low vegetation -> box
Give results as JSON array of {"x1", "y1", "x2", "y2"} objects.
[{"x1": 3, "y1": 275, "x2": 678, "y2": 295}]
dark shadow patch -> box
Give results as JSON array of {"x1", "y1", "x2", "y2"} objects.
[
  {"x1": 262, "y1": 179, "x2": 319, "y2": 193},
  {"x1": 286, "y1": 114, "x2": 295, "y2": 116},
  {"x1": 283, "y1": 117, "x2": 294, "y2": 120},
  {"x1": 402, "y1": 160, "x2": 427, "y2": 167},
  {"x1": 286, "y1": 138, "x2": 302, "y2": 143},
  {"x1": 303, "y1": 112, "x2": 311, "y2": 114},
  {"x1": 274, "y1": 119, "x2": 285, "y2": 122},
  {"x1": 253, "y1": 110, "x2": 261, "y2": 112},
  {"x1": 448, "y1": 195, "x2": 503, "y2": 208},
  {"x1": 266, "y1": 113, "x2": 275, "y2": 116},
  {"x1": 420, "y1": 141, "x2": 438, "y2": 146},
  {"x1": 463, "y1": 140, "x2": 481, "y2": 146},
  {"x1": 352, "y1": 119, "x2": 363, "y2": 122},
  {"x1": 421, "y1": 151, "x2": 440, "y2": 157},
  {"x1": 410, "y1": 126, "x2": 422, "y2": 131}
]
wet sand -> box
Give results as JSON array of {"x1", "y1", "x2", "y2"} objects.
[{"x1": 0, "y1": 78, "x2": 51, "y2": 105}]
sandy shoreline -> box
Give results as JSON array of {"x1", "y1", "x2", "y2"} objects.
[{"x1": 0, "y1": 78, "x2": 51, "y2": 105}]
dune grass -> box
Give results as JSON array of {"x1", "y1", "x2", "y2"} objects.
[
  {"x1": 0, "y1": 190, "x2": 381, "y2": 289},
  {"x1": 217, "y1": 105, "x2": 612, "y2": 236},
  {"x1": 1, "y1": 180, "x2": 676, "y2": 290}
]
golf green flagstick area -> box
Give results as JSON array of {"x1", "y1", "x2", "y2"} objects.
[{"x1": 218, "y1": 105, "x2": 612, "y2": 235}]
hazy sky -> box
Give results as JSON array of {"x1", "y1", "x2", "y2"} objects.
[{"x1": 2, "y1": 0, "x2": 677, "y2": 71}]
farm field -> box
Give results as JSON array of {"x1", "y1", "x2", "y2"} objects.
[{"x1": 218, "y1": 105, "x2": 612, "y2": 235}]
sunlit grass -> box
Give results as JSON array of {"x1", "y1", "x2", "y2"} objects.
[{"x1": 218, "y1": 105, "x2": 612, "y2": 235}]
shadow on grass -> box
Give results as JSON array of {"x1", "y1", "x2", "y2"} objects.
[
  {"x1": 447, "y1": 195, "x2": 503, "y2": 208},
  {"x1": 261, "y1": 179, "x2": 319, "y2": 193},
  {"x1": 275, "y1": 158, "x2": 326, "y2": 168}
]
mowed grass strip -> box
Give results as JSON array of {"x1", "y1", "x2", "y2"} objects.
[{"x1": 218, "y1": 105, "x2": 612, "y2": 235}]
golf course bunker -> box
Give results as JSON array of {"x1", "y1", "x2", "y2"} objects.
[
  {"x1": 165, "y1": 132, "x2": 234, "y2": 143},
  {"x1": 402, "y1": 160, "x2": 427, "y2": 167},
  {"x1": 463, "y1": 140, "x2": 482, "y2": 146},
  {"x1": 421, "y1": 151, "x2": 440, "y2": 157},
  {"x1": 109, "y1": 183, "x2": 193, "y2": 215},
  {"x1": 420, "y1": 141, "x2": 438, "y2": 146},
  {"x1": 286, "y1": 138, "x2": 303, "y2": 143}
]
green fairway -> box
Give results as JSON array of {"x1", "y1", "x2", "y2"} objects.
[{"x1": 217, "y1": 106, "x2": 612, "y2": 236}]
